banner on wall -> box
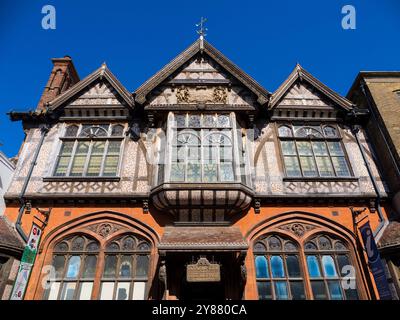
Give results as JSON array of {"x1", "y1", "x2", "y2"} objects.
[
  {"x1": 359, "y1": 221, "x2": 392, "y2": 300},
  {"x1": 10, "y1": 223, "x2": 42, "y2": 300}
]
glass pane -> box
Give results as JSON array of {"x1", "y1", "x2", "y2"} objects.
[
  {"x1": 327, "y1": 141, "x2": 344, "y2": 156},
  {"x1": 100, "y1": 282, "x2": 114, "y2": 300},
  {"x1": 170, "y1": 163, "x2": 185, "y2": 181},
  {"x1": 322, "y1": 255, "x2": 338, "y2": 278},
  {"x1": 296, "y1": 141, "x2": 313, "y2": 155},
  {"x1": 65, "y1": 125, "x2": 78, "y2": 137},
  {"x1": 284, "y1": 156, "x2": 301, "y2": 177},
  {"x1": 331, "y1": 157, "x2": 350, "y2": 177},
  {"x1": 281, "y1": 141, "x2": 296, "y2": 155},
  {"x1": 255, "y1": 256, "x2": 269, "y2": 278},
  {"x1": 122, "y1": 237, "x2": 136, "y2": 250},
  {"x1": 323, "y1": 126, "x2": 337, "y2": 138},
  {"x1": 290, "y1": 281, "x2": 305, "y2": 300},
  {"x1": 274, "y1": 281, "x2": 289, "y2": 300},
  {"x1": 60, "y1": 282, "x2": 76, "y2": 300},
  {"x1": 47, "y1": 281, "x2": 61, "y2": 300},
  {"x1": 220, "y1": 163, "x2": 234, "y2": 182},
  {"x1": 111, "y1": 125, "x2": 124, "y2": 136},
  {"x1": 217, "y1": 115, "x2": 230, "y2": 127},
  {"x1": 299, "y1": 156, "x2": 317, "y2": 177},
  {"x1": 119, "y1": 256, "x2": 132, "y2": 278},
  {"x1": 136, "y1": 255, "x2": 149, "y2": 277},
  {"x1": 138, "y1": 242, "x2": 150, "y2": 251},
  {"x1": 52, "y1": 255, "x2": 65, "y2": 278},
  {"x1": 344, "y1": 288, "x2": 359, "y2": 300},
  {"x1": 312, "y1": 141, "x2": 328, "y2": 155},
  {"x1": 189, "y1": 115, "x2": 201, "y2": 127},
  {"x1": 116, "y1": 282, "x2": 130, "y2": 300},
  {"x1": 254, "y1": 242, "x2": 266, "y2": 252},
  {"x1": 268, "y1": 236, "x2": 282, "y2": 251},
  {"x1": 79, "y1": 282, "x2": 93, "y2": 300},
  {"x1": 315, "y1": 156, "x2": 335, "y2": 177},
  {"x1": 175, "y1": 114, "x2": 186, "y2": 127},
  {"x1": 311, "y1": 281, "x2": 328, "y2": 300},
  {"x1": 271, "y1": 256, "x2": 285, "y2": 278},
  {"x1": 187, "y1": 163, "x2": 201, "y2": 182},
  {"x1": 284, "y1": 241, "x2": 297, "y2": 251},
  {"x1": 132, "y1": 282, "x2": 146, "y2": 300},
  {"x1": 328, "y1": 281, "x2": 343, "y2": 300},
  {"x1": 203, "y1": 164, "x2": 217, "y2": 182},
  {"x1": 334, "y1": 241, "x2": 347, "y2": 251},
  {"x1": 286, "y1": 255, "x2": 301, "y2": 277},
  {"x1": 307, "y1": 255, "x2": 321, "y2": 278},
  {"x1": 70, "y1": 142, "x2": 89, "y2": 176},
  {"x1": 220, "y1": 146, "x2": 232, "y2": 161},
  {"x1": 54, "y1": 156, "x2": 72, "y2": 176},
  {"x1": 337, "y1": 255, "x2": 351, "y2": 276},
  {"x1": 82, "y1": 256, "x2": 97, "y2": 278},
  {"x1": 87, "y1": 141, "x2": 105, "y2": 176},
  {"x1": 188, "y1": 146, "x2": 200, "y2": 160},
  {"x1": 278, "y1": 126, "x2": 293, "y2": 137},
  {"x1": 103, "y1": 255, "x2": 117, "y2": 278},
  {"x1": 318, "y1": 236, "x2": 332, "y2": 250},
  {"x1": 203, "y1": 115, "x2": 217, "y2": 127},
  {"x1": 71, "y1": 236, "x2": 85, "y2": 251},
  {"x1": 86, "y1": 242, "x2": 99, "y2": 252},
  {"x1": 304, "y1": 242, "x2": 317, "y2": 251},
  {"x1": 103, "y1": 155, "x2": 119, "y2": 176},
  {"x1": 66, "y1": 256, "x2": 81, "y2": 279},
  {"x1": 257, "y1": 282, "x2": 272, "y2": 300},
  {"x1": 55, "y1": 241, "x2": 69, "y2": 251}
]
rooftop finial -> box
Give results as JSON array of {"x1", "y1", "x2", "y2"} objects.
[{"x1": 196, "y1": 17, "x2": 207, "y2": 50}]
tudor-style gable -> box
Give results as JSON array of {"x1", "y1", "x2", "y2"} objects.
[
  {"x1": 270, "y1": 64, "x2": 354, "y2": 121},
  {"x1": 135, "y1": 39, "x2": 270, "y2": 114}
]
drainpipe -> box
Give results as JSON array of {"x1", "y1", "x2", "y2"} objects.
[
  {"x1": 16, "y1": 124, "x2": 49, "y2": 242},
  {"x1": 351, "y1": 124, "x2": 388, "y2": 239}
]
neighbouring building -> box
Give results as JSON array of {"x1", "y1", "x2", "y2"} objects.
[
  {"x1": 2, "y1": 37, "x2": 399, "y2": 300},
  {"x1": 0, "y1": 152, "x2": 24, "y2": 299},
  {"x1": 348, "y1": 72, "x2": 400, "y2": 299}
]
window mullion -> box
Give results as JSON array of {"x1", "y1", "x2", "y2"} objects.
[
  {"x1": 325, "y1": 141, "x2": 338, "y2": 177},
  {"x1": 100, "y1": 140, "x2": 109, "y2": 176},
  {"x1": 309, "y1": 140, "x2": 320, "y2": 177},
  {"x1": 66, "y1": 141, "x2": 78, "y2": 176},
  {"x1": 83, "y1": 141, "x2": 94, "y2": 176},
  {"x1": 293, "y1": 139, "x2": 304, "y2": 177}
]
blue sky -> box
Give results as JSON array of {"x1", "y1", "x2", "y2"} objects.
[{"x1": 0, "y1": 0, "x2": 399, "y2": 157}]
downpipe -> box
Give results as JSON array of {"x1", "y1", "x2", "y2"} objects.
[{"x1": 15, "y1": 125, "x2": 49, "y2": 242}]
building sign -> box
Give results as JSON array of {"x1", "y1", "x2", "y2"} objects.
[
  {"x1": 10, "y1": 223, "x2": 42, "y2": 300},
  {"x1": 359, "y1": 221, "x2": 392, "y2": 300},
  {"x1": 186, "y1": 257, "x2": 221, "y2": 283}
]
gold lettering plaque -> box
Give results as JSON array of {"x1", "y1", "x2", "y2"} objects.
[{"x1": 186, "y1": 257, "x2": 221, "y2": 282}]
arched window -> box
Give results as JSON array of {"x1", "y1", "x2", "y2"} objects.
[
  {"x1": 53, "y1": 124, "x2": 125, "y2": 177},
  {"x1": 44, "y1": 232, "x2": 151, "y2": 300},
  {"x1": 278, "y1": 123, "x2": 351, "y2": 178},
  {"x1": 169, "y1": 113, "x2": 236, "y2": 182},
  {"x1": 254, "y1": 233, "x2": 360, "y2": 300},
  {"x1": 100, "y1": 235, "x2": 151, "y2": 300},
  {"x1": 44, "y1": 235, "x2": 99, "y2": 300},
  {"x1": 254, "y1": 235, "x2": 305, "y2": 300},
  {"x1": 305, "y1": 234, "x2": 359, "y2": 300}
]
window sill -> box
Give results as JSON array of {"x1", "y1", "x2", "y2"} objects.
[
  {"x1": 43, "y1": 176, "x2": 121, "y2": 182},
  {"x1": 282, "y1": 177, "x2": 358, "y2": 182}
]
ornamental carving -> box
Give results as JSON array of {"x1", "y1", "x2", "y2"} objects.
[
  {"x1": 86, "y1": 222, "x2": 124, "y2": 238},
  {"x1": 175, "y1": 86, "x2": 228, "y2": 104},
  {"x1": 278, "y1": 222, "x2": 316, "y2": 237}
]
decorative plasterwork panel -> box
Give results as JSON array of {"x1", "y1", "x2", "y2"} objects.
[
  {"x1": 85, "y1": 222, "x2": 126, "y2": 238},
  {"x1": 69, "y1": 82, "x2": 122, "y2": 106},
  {"x1": 40, "y1": 181, "x2": 121, "y2": 194},
  {"x1": 277, "y1": 82, "x2": 333, "y2": 108},
  {"x1": 278, "y1": 222, "x2": 317, "y2": 237},
  {"x1": 284, "y1": 180, "x2": 359, "y2": 194},
  {"x1": 175, "y1": 86, "x2": 227, "y2": 104}
]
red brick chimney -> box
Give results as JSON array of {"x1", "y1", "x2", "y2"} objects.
[{"x1": 36, "y1": 55, "x2": 80, "y2": 111}]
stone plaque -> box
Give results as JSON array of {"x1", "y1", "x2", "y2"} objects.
[{"x1": 186, "y1": 257, "x2": 221, "y2": 282}]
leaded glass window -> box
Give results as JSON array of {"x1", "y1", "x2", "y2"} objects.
[
  {"x1": 44, "y1": 235, "x2": 99, "y2": 300},
  {"x1": 100, "y1": 235, "x2": 151, "y2": 300},
  {"x1": 278, "y1": 124, "x2": 351, "y2": 178},
  {"x1": 305, "y1": 235, "x2": 359, "y2": 300},
  {"x1": 169, "y1": 113, "x2": 236, "y2": 182},
  {"x1": 53, "y1": 124, "x2": 124, "y2": 177},
  {"x1": 254, "y1": 235, "x2": 306, "y2": 300}
]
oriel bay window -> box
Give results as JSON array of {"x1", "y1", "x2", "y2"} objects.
[
  {"x1": 254, "y1": 233, "x2": 360, "y2": 300},
  {"x1": 278, "y1": 124, "x2": 352, "y2": 178},
  {"x1": 53, "y1": 124, "x2": 125, "y2": 177},
  {"x1": 44, "y1": 233, "x2": 151, "y2": 300},
  {"x1": 168, "y1": 113, "x2": 239, "y2": 183}
]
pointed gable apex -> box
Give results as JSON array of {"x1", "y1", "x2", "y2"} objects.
[
  {"x1": 134, "y1": 39, "x2": 270, "y2": 105},
  {"x1": 270, "y1": 64, "x2": 354, "y2": 111},
  {"x1": 48, "y1": 63, "x2": 134, "y2": 110}
]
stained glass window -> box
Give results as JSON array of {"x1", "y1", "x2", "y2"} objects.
[
  {"x1": 254, "y1": 235, "x2": 305, "y2": 300},
  {"x1": 54, "y1": 124, "x2": 124, "y2": 177},
  {"x1": 169, "y1": 113, "x2": 236, "y2": 182},
  {"x1": 278, "y1": 124, "x2": 351, "y2": 178},
  {"x1": 305, "y1": 235, "x2": 359, "y2": 300}
]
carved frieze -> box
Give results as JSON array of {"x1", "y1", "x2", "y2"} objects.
[
  {"x1": 85, "y1": 222, "x2": 124, "y2": 238},
  {"x1": 278, "y1": 222, "x2": 317, "y2": 237},
  {"x1": 175, "y1": 86, "x2": 227, "y2": 104}
]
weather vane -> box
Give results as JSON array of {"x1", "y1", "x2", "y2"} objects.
[{"x1": 196, "y1": 17, "x2": 208, "y2": 38}]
